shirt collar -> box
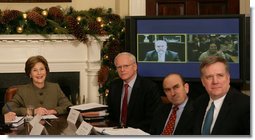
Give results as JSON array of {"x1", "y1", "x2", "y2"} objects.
[
  {"x1": 209, "y1": 94, "x2": 226, "y2": 109},
  {"x1": 174, "y1": 97, "x2": 188, "y2": 109},
  {"x1": 124, "y1": 74, "x2": 137, "y2": 88}
]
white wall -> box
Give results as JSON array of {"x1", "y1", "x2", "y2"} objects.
[
  {"x1": 0, "y1": 0, "x2": 129, "y2": 17},
  {"x1": 240, "y1": 0, "x2": 250, "y2": 16},
  {"x1": 0, "y1": 0, "x2": 250, "y2": 17}
]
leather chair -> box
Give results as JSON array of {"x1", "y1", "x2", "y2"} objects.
[
  {"x1": 161, "y1": 96, "x2": 170, "y2": 104},
  {"x1": 4, "y1": 86, "x2": 18, "y2": 103}
]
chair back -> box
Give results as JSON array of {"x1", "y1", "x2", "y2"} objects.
[{"x1": 4, "y1": 86, "x2": 18, "y2": 103}]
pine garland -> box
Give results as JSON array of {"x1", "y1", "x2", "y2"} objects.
[{"x1": 0, "y1": 6, "x2": 125, "y2": 96}]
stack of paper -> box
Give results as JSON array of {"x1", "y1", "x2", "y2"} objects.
[
  {"x1": 70, "y1": 103, "x2": 108, "y2": 121},
  {"x1": 5, "y1": 116, "x2": 24, "y2": 127},
  {"x1": 93, "y1": 127, "x2": 150, "y2": 135},
  {"x1": 70, "y1": 103, "x2": 108, "y2": 112}
]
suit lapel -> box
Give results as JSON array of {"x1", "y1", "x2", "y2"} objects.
[
  {"x1": 151, "y1": 51, "x2": 159, "y2": 61},
  {"x1": 160, "y1": 104, "x2": 173, "y2": 132},
  {"x1": 175, "y1": 99, "x2": 193, "y2": 134},
  {"x1": 165, "y1": 51, "x2": 172, "y2": 61},
  {"x1": 116, "y1": 81, "x2": 124, "y2": 117},
  {"x1": 195, "y1": 95, "x2": 210, "y2": 134},
  {"x1": 127, "y1": 77, "x2": 140, "y2": 115},
  {"x1": 211, "y1": 92, "x2": 232, "y2": 134}
]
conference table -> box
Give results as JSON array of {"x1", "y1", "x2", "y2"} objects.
[{"x1": 1, "y1": 115, "x2": 112, "y2": 135}]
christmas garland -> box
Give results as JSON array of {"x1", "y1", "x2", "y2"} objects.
[{"x1": 0, "y1": 6, "x2": 125, "y2": 96}]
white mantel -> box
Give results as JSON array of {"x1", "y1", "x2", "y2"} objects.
[{"x1": 0, "y1": 34, "x2": 107, "y2": 104}]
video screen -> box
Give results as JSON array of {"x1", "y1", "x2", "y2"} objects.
[
  {"x1": 129, "y1": 16, "x2": 244, "y2": 81},
  {"x1": 137, "y1": 34, "x2": 239, "y2": 63}
]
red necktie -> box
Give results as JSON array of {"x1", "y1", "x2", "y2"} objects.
[
  {"x1": 161, "y1": 106, "x2": 179, "y2": 135},
  {"x1": 121, "y1": 84, "x2": 129, "y2": 127}
]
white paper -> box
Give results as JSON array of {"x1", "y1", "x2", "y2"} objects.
[
  {"x1": 61, "y1": 121, "x2": 78, "y2": 135},
  {"x1": 69, "y1": 102, "x2": 107, "y2": 111},
  {"x1": 42, "y1": 114, "x2": 58, "y2": 119},
  {"x1": 67, "y1": 108, "x2": 80, "y2": 124},
  {"x1": 29, "y1": 123, "x2": 44, "y2": 135},
  {"x1": 29, "y1": 114, "x2": 42, "y2": 127},
  {"x1": 93, "y1": 127, "x2": 150, "y2": 135},
  {"x1": 5, "y1": 116, "x2": 25, "y2": 127},
  {"x1": 5, "y1": 116, "x2": 24, "y2": 124},
  {"x1": 76, "y1": 121, "x2": 93, "y2": 135}
]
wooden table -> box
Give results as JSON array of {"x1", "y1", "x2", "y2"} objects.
[{"x1": 1, "y1": 115, "x2": 111, "y2": 135}]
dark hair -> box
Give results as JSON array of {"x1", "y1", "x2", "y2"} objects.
[
  {"x1": 163, "y1": 73, "x2": 186, "y2": 85},
  {"x1": 200, "y1": 56, "x2": 229, "y2": 76},
  {"x1": 25, "y1": 55, "x2": 50, "y2": 77}
]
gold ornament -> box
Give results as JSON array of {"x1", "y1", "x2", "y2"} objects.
[
  {"x1": 41, "y1": 10, "x2": 48, "y2": 17},
  {"x1": 121, "y1": 28, "x2": 125, "y2": 32},
  {"x1": 103, "y1": 55, "x2": 109, "y2": 59},
  {"x1": 96, "y1": 17, "x2": 102, "y2": 22},
  {"x1": 22, "y1": 13, "x2": 27, "y2": 19},
  {"x1": 100, "y1": 24, "x2": 105, "y2": 28},
  {"x1": 76, "y1": 16, "x2": 82, "y2": 22},
  {"x1": 105, "y1": 89, "x2": 109, "y2": 97},
  {"x1": 16, "y1": 26, "x2": 23, "y2": 33}
]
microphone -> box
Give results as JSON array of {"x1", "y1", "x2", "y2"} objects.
[{"x1": 39, "y1": 92, "x2": 43, "y2": 96}]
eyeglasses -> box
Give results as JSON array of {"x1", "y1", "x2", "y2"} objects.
[{"x1": 116, "y1": 63, "x2": 134, "y2": 70}]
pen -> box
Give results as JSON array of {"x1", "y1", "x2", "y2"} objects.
[
  {"x1": 6, "y1": 103, "x2": 12, "y2": 112},
  {"x1": 44, "y1": 119, "x2": 53, "y2": 127}
]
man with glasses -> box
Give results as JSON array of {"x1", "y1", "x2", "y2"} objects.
[
  {"x1": 107, "y1": 52, "x2": 162, "y2": 133},
  {"x1": 144, "y1": 40, "x2": 180, "y2": 62}
]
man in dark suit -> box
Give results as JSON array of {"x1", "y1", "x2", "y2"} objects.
[
  {"x1": 107, "y1": 52, "x2": 161, "y2": 133},
  {"x1": 193, "y1": 56, "x2": 250, "y2": 135},
  {"x1": 144, "y1": 40, "x2": 180, "y2": 62},
  {"x1": 150, "y1": 73, "x2": 194, "y2": 135}
]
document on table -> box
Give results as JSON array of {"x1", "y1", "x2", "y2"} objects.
[
  {"x1": 93, "y1": 127, "x2": 150, "y2": 135},
  {"x1": 81, "y1": 110, "x2": 109, "y2": 117},
  {"x1": 70, "y1": 102, "x2": 108, "y2": 111},
  {"x1": 42, "y1": 115, "x2": 58, "y2": 119},
  {"x1": 5, "y1": 116, "x2": 25, "y2": 127}
]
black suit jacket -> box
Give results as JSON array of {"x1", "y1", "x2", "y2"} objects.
[
  {"x1": 144, "y1": 50, "x2": 180, "y2": 61},
  {"x1": 193, "y1": 87, "x2": 250, "y2": 135},
  {"x1": 107, "y1": 75, "x2": 161, "y2": 133},
  {"x1": 150, "y1": 98, "x2": 194, "y2": 135}
]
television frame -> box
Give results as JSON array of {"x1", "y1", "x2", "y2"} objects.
[{"x1": 125, "y1": 15, "x2": 246, "y2": 83}]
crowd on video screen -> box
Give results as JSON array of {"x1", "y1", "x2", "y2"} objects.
[{"x1": 137, "y1": 34, "x2": 239, "y2": 63}]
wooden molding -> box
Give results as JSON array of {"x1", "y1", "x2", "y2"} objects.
[{"x1": 0, "y1": 0, "x2": 71, "y2": 3}]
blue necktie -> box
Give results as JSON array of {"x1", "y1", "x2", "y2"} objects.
[{"x1": 202, "y1": 102, "x2": 215, "y2": 135}]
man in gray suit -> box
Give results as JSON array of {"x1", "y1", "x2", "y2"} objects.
[{"x1": 144, "y1": 40, "x2": 180, "y2": 62}]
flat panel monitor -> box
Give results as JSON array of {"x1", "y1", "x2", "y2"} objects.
[{"x1": 126, "y1": 15, "x2": 245, "y2": 82}]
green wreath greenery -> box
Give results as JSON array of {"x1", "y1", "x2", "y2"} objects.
[{"x1": 0, "y1": 6, "x2": 125, "y2": 97}]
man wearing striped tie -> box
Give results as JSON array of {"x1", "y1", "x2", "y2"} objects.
[{"x1": 150, "y1": 73, "x2": 194, "y2": 135}]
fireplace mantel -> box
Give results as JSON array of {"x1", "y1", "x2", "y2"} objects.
[{"x1": 0, "y1": 34, "x2": 108, "y2": 104}]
